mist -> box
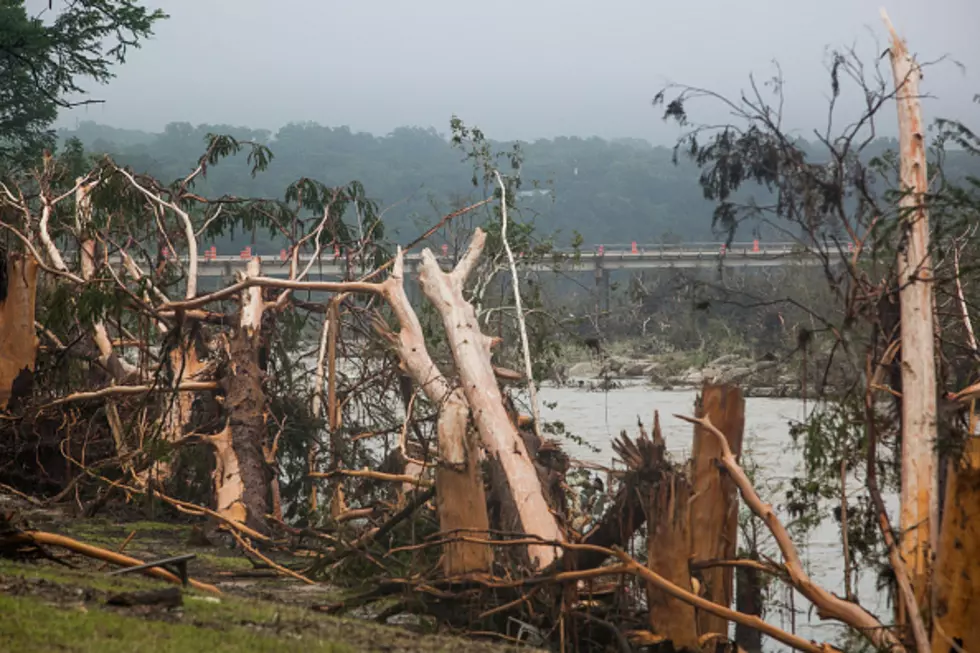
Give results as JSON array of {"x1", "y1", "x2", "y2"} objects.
[{"x1": 54, "y1": 0, "x2": 980, "y2": 142}]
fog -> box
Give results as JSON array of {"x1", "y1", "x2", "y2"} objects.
[{"x1": 53, "y1": 0, "x2": 979, "y2": 142}]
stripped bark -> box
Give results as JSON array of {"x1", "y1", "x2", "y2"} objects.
[
  {"x1": 931, "y1": 436, "x2": 980, "y2": 653},
  {"x1": 882, "y1": 10, "x2": 939, "y2": 612},
  {"x1": 212, "y1": 257, "x2": 271, "y2": 533},
  {"x1": 379, "y1": 249, "x2": 491, "y2": 574},
  {"x1": 689, "y1": 383, "x2": 744, "y2": 635},
  {"x1": 418, "y1": 228, "x2": 563, "y2": 569},
  {"x1": 679, "y1": 414, "x2": 905, "y2": 652},
  {"x1": 0, "y1": 252, "x2": 38, "y2": 409},
  {"x1": 647, "y1": 469, "x2": 699, "y2": 650}
]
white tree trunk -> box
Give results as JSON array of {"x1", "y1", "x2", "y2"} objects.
[{"x1": 418, "y1": 229, "x2": 563, "y2": 569}]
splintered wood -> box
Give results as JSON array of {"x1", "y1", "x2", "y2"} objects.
[
  {"x1": 646, "y1": 465, "x2": 699, "y2": 649},
  {"x1": 932, "y1": 436, "x2": 980, "y2": 652},
  {"x1": 0, "y1": 253, "x2": 38, "y2": 409},
  {"x1": 689, "y1": 383, "x2": 745, "y2": 636}
]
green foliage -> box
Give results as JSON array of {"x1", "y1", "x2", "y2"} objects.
[{"x1": 0, "y1": 0, "x2": 166, "y2": 166}]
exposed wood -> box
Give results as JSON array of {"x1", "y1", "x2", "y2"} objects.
[
  {"x1": 882, "y1": 9, "x2": 939, "y2": 612},
  {"x1": 646, "y1": 469, "x2": 699, "y2": 649},
  {"x1": 417, "y1": 228, "x2": 563, "y2": 569},
  {"x1": 0, "y1": 252, "x2": 38, "y2": 409},
  {"x1": 212, "y1": 257, "x2": 272, "y2": 533},
  {"x1": 678, "y1": 413, "x2": 905, "y2": 652},
  {"x1": 931, "y1": 436, "x2": 980, "y2": 653},
  {"x1": 380, "y1": 248, "x2": 492, "y2": 575},
  {"x1": 689, "y1": 383, "x2": 744, "y2": 635}
]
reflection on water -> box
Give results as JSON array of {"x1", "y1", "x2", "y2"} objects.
[{"x1": 538, "y1": 382, "x2": 895, "y2": 650}]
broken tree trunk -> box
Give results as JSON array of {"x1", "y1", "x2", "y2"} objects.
[
  {"x1": 647, "y1": 468, "x2": 699, "y2": 650},
  {"x1": 418, "y1": 229, "x2": 563, "y2": 569},
  {"x1": 689, "y1": 383, "x2": 744, "y2": 636},
  {"x1": 381, "y1": 249, "x2": 492, "y2": 575},
  {"x1": 931, "y1": 436, "x2": 980, "y2": 652},
  {"x1": 0, "y1": 252, "x2": 38, "y2": 409},
  {"x1": 212, "y1": 257, "x2": 272, "y2": 534},
  {"x1": 882, "y1": 10, "x2": 939, "y2": 613}
]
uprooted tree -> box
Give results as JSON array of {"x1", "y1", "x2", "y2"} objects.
[{"x1": 2, "y1": 8, "x2": 979, "y2": 653}]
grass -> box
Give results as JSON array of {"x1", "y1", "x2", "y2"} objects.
[
  {"x1": 0, "y1": 557, "x2": 523, "y2": 652},
  {"x1": 0, "y1": 593, "x2": 353, "y2": 653}
]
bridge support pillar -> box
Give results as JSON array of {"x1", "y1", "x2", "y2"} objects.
[{"x1": 595, "y1": 265, "x2": 610, "y2": 317}]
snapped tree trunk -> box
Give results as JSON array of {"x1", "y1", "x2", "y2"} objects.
[
  {"x1": 931, "y1": 436, "x2": 980, "y2": 652},
  {"x1": 418, "y1": 229, "x2": 563, "y2": 569},
  {"x1": 690, "y1": 383, "x2": 744, "y2": 636},
  {"x1": 212, "y1": 257, "x2": 271, "y2": 534},
  {"x1": 0, "y1": 252, "x2": 39, "y2": 409},
  {"x1": 382, "y1": 250, "x2": 491, "y2": 575},
  {"x1": 647, "y1": 469, "x2": 699, "y2": 650},
  {"x1": 882, "y1": 10, "x2": 939, "y2": 612}
]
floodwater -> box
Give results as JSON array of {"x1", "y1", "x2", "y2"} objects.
[{"x1": 538, "y1": 382, "x2": 896, "y2": 650}]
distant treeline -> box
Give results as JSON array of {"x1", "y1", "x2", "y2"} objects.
[{"x1": 58, "y1": 121, "x2": 980, "y2": 252}]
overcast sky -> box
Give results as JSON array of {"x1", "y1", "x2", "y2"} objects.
[{"x1": 53, "y1": 0, "x2": 979, "y2": 143}]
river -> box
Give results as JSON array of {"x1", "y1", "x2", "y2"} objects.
[{"x1": 538, "y1": 382, "x2": 895, "y2": 650}]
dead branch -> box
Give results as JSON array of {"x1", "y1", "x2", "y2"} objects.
[
  {"x1": 41, "y1": 381, "x2": 219, "y2": 409},
  {"x1": 493, "y1": 170, "x2": 542, "y2": 441},
  {"x1": 4, "y1": 530, "x2": 220, "y2": 595},
  {"x1": 226, "y1": 529, "x2": 315, "y2": 585},
  {"x1": 677, "y1": 413, "x2": 904, "y2": 652}
]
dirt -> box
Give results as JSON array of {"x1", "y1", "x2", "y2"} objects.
[{"x1": 0, "y1": 492, "x2": 533, "y2": 652}]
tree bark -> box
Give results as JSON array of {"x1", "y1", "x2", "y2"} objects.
[
  {"x1": 382, "y1": 249, "x2": 491, "y2": 575},
  {"x1": 689, "y1": 383, "x2": 744, "y2": 636},
  {"x1": 882, "y1": 11, "x2": 939, "y2": 614},
  {"x1": 212, "y1": 257, "x2": 271, "y2": 534},
  {"x1": 931, "y1": 436, "x2": 980, "y2": 653},
  {"x1": 647, "y1": 470, "x2": 699, "y2": 650},
  {"x1": 0, "y1": 252, "x2": 38, "y2": 409},
  {"x1": 418, "y1": 229, "x2": 563, "y2": 569}
]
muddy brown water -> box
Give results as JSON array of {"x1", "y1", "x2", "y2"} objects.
[{"x1": 538, "y1": 381, "x2": 896, "y2": 651}]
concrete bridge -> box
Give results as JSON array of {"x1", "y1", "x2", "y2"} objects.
[{"x1": 194, "y1": 241, "x2": 824, "y2": 279}]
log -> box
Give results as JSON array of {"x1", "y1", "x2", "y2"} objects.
[
  {"x1": 931, "y1": 436, "x2": 980, "y2": 653},
  {"x1": 882, "y1": 9, "x2": 939, "y2": 612},
  {"x1": 418, "y1": 229, "x2": 563, "y2": 569},
  {"x1": 689, "y1": 383, "x2": 744, "y2": 636},
  {"x1": 0, "y1": 252, "x2": 38, "y2": 409}
]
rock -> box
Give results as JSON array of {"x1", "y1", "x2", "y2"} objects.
[
  {"x1": 568, "y1": 361, "x2": 599, "y2": 378},
  {"x1": 718, "y1": 366, "x2": 753, "y2": 384},
  {"x1": 623, "y1": 363, "x2": 649, "y2": 377},
  {"x1": 709, "y1": 354, "x2": 743, "y2": 367}
]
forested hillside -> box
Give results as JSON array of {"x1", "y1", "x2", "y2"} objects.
[{"x1": 63, "y1": 119, "x2": 977, "y2": 252}]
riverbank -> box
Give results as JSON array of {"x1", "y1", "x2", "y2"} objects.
[{"x1": 554, "y1": 340, "x2": 835, "y2": 399}]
